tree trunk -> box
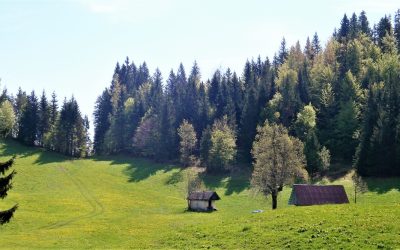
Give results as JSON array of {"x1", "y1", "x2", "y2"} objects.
[{"x1": 271, "y1": 192, "x2": 278, "y2": 210}]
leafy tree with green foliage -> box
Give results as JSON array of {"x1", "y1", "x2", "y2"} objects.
[
  {"x1": 0, "y1": 156, "x2": 17, "y2": 225},
  {"x1": 133, "y1": 112, "x2": 159, "y2": 158},
  {"x1": 178, "y1": 120, "x2": 197, "y2": 167},
  {"x1": 295, "y1": 104, "x2": 330, "y2": 176},
  {"x1": 0, "y1": 100, "x2": 15, "y2": 138},
  {"x1": 208, "y1": 117, "x2": 236, "y2": 173},
  {"x1": 251, "y1": 122, "x2": 307, "y2": 209},
  {"x1": 276, "y1": 63, "x2": 301, "y2": 126},
  {"x1": 294, "y1": 103, "x2": 316, "y2": 140}
]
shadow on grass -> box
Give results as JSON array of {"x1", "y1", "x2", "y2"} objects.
[
  {"x1": 201, "y1": 168, "x2": 251, "y2": 195},
  {"x1": 92, "y1": 155, "x2": 178, "y2": 183},
  {"x1": 365, "y1": 178, "x2": 400, "y2": 194},
  {"x1": 165, "y1": 170, "x2": 184, "y2": 185},
  {"x1": 0, "y1": 139, "x2": 71, "y2": 165}
]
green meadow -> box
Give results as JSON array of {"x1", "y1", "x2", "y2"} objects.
[{"x1": 1, "y1": 140, "x2": 399, "y2": 249}]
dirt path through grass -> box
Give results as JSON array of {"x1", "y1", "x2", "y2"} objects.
[{"x1": 39, "y1": 166, "x2": 104, "y2": 230}]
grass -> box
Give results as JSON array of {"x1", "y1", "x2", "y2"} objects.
[{"x1": 0, "y1": 140, "x2": 400, "y2": 249}]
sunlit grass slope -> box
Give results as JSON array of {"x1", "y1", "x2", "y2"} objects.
[{"x1": 0, "y1": 140, "x2": 399, "y2": 249}]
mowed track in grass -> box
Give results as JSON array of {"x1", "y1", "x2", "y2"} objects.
[{"x1": 0, "y1": 140, "x2": 400, "y2": 249}]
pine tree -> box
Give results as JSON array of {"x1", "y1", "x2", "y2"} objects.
[
  {"x1": 359, "y1": 10, "x2": 371, "y2": 36},
  {"x1": 304, "y1": 36, "x2": 314, "y2": 61},
  {"x1": 338, "y1": 14, "x2": 350, "y2": 41},
  {"x1": 38, "y1": 91, "x2": 50, "y2": 146},
  {"x1": 49, "y1": 91, "x2": 58, "y2": 127},
  {"x1": 0, "y1": 156, "x2": 18, "y2": 225},
  {"x1": 12, "y1": 88, "x2": 27, "y2": 138},
  {"x1": 376, "y1": 15, "x2": 393, "y2": 48},
  {"x1": 395, "y1": 9, "x2": 400, "y2": 52},
  {"x1": 239, "y1": 86, "x2": 258, "y2": 161},
  {"x1": 18, "y1": 91, "x2": 39, "y2": 146},
  {"x1": 349, "y1": 13, "x2": 359, "y2": 39},
  {"x1": 55, "y1": 97, "x2": 87, "y2": 157},
  {"x1": 93, "y1": 89, "x2": 112, "y2": 154},
  {"x1": 208, "y1": 70, "x2": 221, "y2": 107},
  {"x1": 278, "y1": 37, "x2": 289, "y2": 65},
  {"x1": 311, "y1": 33, "x2": 321, "y2": 55}
]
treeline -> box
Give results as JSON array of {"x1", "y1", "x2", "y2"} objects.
[
  {"x1": 93, "y1": 10, "x2": 400, "y2": 177},
  {"x1": 2, "y1": 10, "x2": 400, "y2": 177},
  {"x1": 0, "y1": 89, "x2": 91, "y2": 157}
]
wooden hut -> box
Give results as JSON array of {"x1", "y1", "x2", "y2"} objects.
[
  {"x1": 187, "y1": 191, "x2": 220, "y2": 211},
  {"x1": 288, "y1": 184, "x2": 349, "y2": 206}
]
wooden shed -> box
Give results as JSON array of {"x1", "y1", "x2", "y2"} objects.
[
  {"x1": 187, "y1": 191, "x2": 220, "y2": 211},
  {"x1": 288, "y1": 184, "x2": 349, "y2": 206}
]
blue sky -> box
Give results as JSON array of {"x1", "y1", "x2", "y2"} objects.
[{"x1": 1, "y1": 0, "x2": 399, "y2": 136}]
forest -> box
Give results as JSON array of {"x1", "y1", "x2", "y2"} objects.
[{"x1": 2, "y1": 10, "x2": 400, "y2": 177}]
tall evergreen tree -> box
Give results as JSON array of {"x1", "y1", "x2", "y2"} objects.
[
  {"x1": 18, "y1": 91, "x2": 39, "y2": 146},
  {"x1": 93, "y1": 89, "x2": 112, "y2": 154},
  {"x1": 38, "y1": 91, "x2": 50, "y2": 146},
  {"x1": 359, "y1": 10, "x2": 371, "y2": 36},
  {"x1": 311, "y1": 33, "x2": 322, "y2": 55},
  {"x1": 349, "y1": 13, "x2": 359, "y2": 39},
  {"x1": 49, "y1": 91, "x2": 58, "y2": 127},
  {"x1": 338, "y1": 14, "x2": 350, "y2": 41},
  {"x1": 55, "y1": 97, "x2": 87, "y2": 157},
  {"x1": 376, "y1": 15, "x2": 393, "y2": 48},
  {"x1": 278, "y1": 37, "x2": 289, "y2": 65},
  {"x1": 0, "y1": 156, "x2": 18, "y2": 225},
  {"x1": 394, "y1": 9, "x2": 400, "y2": 51}
]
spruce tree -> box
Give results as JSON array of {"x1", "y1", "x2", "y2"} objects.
[
  {"x1": 376, "y1": 15, "x2": 393, "y2": 48},
  {"x1": 311, "y1": 33, "x2": 321, "y2": 55},
  {"x1": 278, "y1": 37, "x2": 289, "y2": 65},
  {"x1": 38, "y1": 91, "x2": 50, "y2": 146},
  {"x1": 395, "y1": 9, "x2": 400, "y2": 52},
  {"x1": 349, "y1": 13, "x2": 359, "y2": 39},
  {"x1": 93, "y1": 89, "x2": 112, "y2": 154},
  {"x1": 359, "y1": 10, "x2": 371, "y2": 36},
  {"x1": 338, "y1": 14, "x2": 350, "y2": 41},
  {"x1": 18, "y1": 91, "x2": 39, "y2": 146},
  {"x1": 0, "y1": 156, "x2": 18, "y2": 225}
]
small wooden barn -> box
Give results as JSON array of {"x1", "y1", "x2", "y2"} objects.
[
  {"x1": 288, "y1": 184, "x2": 349, "y2": 206},
  {"x1": 187, "y1": 191, "x2": 220, "y2": 211}
]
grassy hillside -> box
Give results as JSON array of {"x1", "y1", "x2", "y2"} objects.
[{"x1": 0, "y1": 140, "x2": 399, "y2": 249}]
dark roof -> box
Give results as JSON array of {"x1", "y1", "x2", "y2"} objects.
[
  {"x1": 188, "y1": 191, "x2": 220, "y2": 201},
  {"x1": 288, "y1": 184, "x2": 349, "y2": 206}
]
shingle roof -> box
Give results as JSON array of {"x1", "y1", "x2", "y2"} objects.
[
  {"x1": 188, "y1": 191, "x2": 221, "y2": 201},
  {"x1": 289, "y1": 184, "x2": 349, "y2": 206}
]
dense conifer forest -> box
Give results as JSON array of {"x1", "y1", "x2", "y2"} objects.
[{"x1": 3, "y1": 10, "x2": 400, "y2": 177}]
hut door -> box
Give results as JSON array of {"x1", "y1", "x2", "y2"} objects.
[{"x1": 208, "y1": 200, "x2": 212, "y2": 209}]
